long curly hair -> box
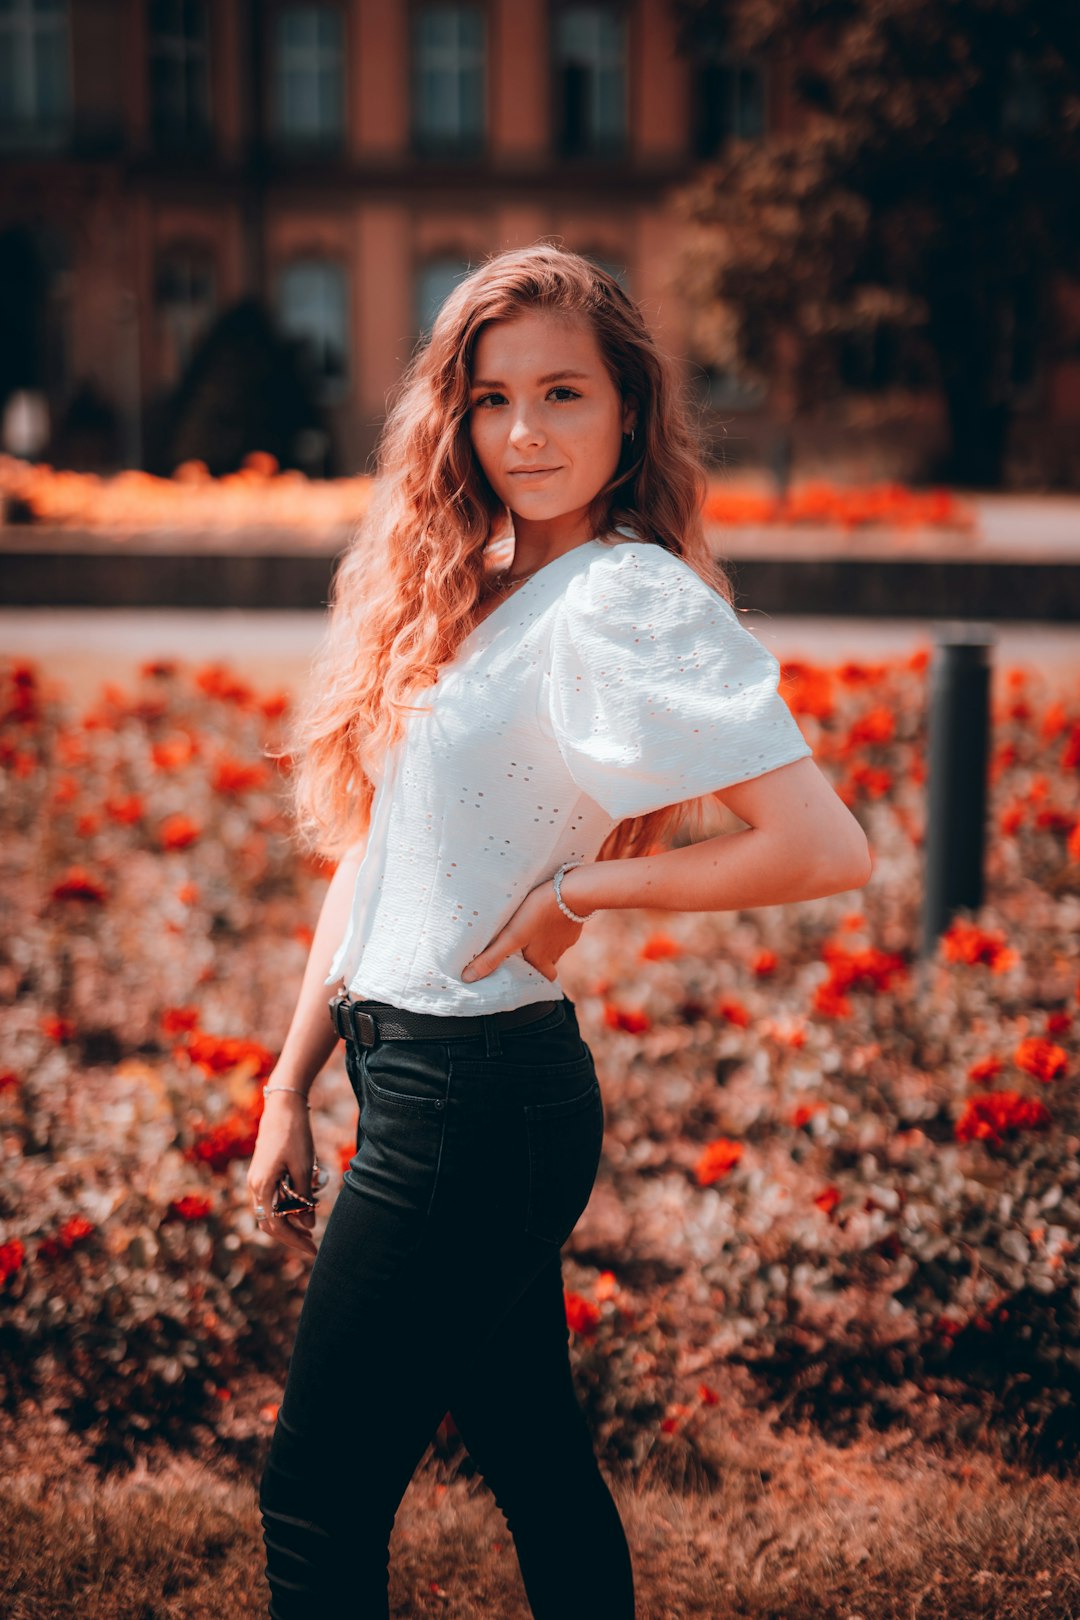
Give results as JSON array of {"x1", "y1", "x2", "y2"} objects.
[{"x1": 280, "y1": 241, "x2": 735, "y2": 866}]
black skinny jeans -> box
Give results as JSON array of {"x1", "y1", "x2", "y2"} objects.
[{"x1": 257, "y1": 994, "x2": 636, "y2": 1617}]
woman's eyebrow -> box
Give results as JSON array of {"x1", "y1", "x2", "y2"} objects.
[{"x1": 469, "y1": 369, "x2": 591, "y2": 389}]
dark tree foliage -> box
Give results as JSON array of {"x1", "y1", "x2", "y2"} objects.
[
  {"x1": 154, "y1": 298, "x2": 329, "y2": 479},
  {"x1": 671, "y1": 0, "x2": 1080, "y2": 486}
]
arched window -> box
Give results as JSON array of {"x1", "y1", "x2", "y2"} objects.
[{"x1": 277, "y1": 258, "x2": 349, "y2": 397}]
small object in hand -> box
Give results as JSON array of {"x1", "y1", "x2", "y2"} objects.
[{"x1": 271, "y1": 1154, "x2": 327, "y2": 1217}]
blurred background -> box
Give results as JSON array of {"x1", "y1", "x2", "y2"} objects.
[
  {"x1": 0, "y1": 0, "x2": 1076, "y2": 488},
  {"x1": 5, "y1": 10, "x2": 1080, "y2": 1613}
]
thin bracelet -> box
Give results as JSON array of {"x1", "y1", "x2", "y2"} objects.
[
  {"x1": 552, "y1": 860, "x2": 592, "y2": 924},
  {"x1": 263, "y1": 1084, "x2": 311, "y2": 1109}
]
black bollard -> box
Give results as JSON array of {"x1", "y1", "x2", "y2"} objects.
[{"x1": 919, "y1": 623, "x2": 996, "y2": 959}]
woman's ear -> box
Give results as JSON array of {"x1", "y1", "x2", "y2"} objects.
[{"x1": 622, "y1": 395, "x2": 639, "y2": 437}]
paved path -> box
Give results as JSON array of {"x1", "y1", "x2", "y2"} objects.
[{"x1": 3, "y1": 609, "x2": 1077, "y2": 697}]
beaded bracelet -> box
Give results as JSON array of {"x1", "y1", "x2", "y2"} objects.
[
  {"x1": 552, "y1": 860, "x2": 592, "y2": 924},
  {"x1": 263, "y1": 1084, "x2": 311, "y2": 1109}
]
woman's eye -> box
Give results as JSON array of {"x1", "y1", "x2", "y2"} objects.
[{"x1": 472, "y1": 387, "x2": 580, "y2": 409}]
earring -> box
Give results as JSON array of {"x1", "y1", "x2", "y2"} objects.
[{"x1": 626, "y1": 427, "x2": 635, "y2": 443}]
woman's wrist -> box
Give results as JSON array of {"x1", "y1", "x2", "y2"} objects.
[{"x1": 560, "y1": 863, "x2": 601, "y2": 920}]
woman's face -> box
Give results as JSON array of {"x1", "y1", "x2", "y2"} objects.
[{"x1": 467, "y1": 309, "x2": 637, "y2": 548}]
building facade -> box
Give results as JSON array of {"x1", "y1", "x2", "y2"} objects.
[
  {"x1": 0, "y1": 0, "x2": 799, "y2": 474},
  {"x1": 0, "y1": 1, "x2": 1075, "y2": 484}
]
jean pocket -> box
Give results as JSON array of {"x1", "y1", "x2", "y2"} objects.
[
  {"x1": 523, "y1": 1075, "x2": 604, "y2": 1247},
  {"x1": 499, "y1": 998, "x2": 590, "y2": 1069}
]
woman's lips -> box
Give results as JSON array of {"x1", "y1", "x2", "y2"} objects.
[{"x1": 508, "y1": 467, "x2": 561, "y2": 479}]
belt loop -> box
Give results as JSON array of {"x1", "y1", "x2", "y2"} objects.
[{"x1": 484, "y1": 1012, "x2": 503, "y2": 1058}]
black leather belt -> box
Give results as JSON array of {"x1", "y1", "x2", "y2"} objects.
[{"x1": 329, "y1": 991, "x2": 559, "y2": 1048}]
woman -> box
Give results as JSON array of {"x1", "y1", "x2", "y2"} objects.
[{"x1": 249, "y1": 243, "x2": 871, "y2": 1617}]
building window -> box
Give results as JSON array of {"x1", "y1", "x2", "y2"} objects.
[
  {"x1": 553, "y1": 5, "x2": 627, "y2": 158},
  {"x1": 155, "y1": 245, "x2": 216, "y2": 384},
  {"x1": 273, "y1": 6, "x2": 345, "y2": 149},
  {"x1": 148, "y1": 0, "x2": 212, "y2": 150},
  {"x1": 277, "y1": 259, "x2": 349, "y2": 397},
  {"x1": 0, "y1": 0, "x2": 71, "y2": 150},
  {"x1": 412, "y1": 5, "x2": 485, "y2": 156},
  {"x1": 415, "y1": 256, "x2": 473, "y2": 334},
  {"x1": 692, "y1": 54, "x2": 766, "y2": 158}
]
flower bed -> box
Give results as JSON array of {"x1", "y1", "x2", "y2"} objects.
[
  {"x1": 0, "y1": 451, "x2": 977, "y2": 539},
  {"x1": 2, "y1": 649, "x2": 1078, "y2": 1480}
]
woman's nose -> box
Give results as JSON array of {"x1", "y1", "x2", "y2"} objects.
[{"x1": 508, "y1": 415, "x2": 545, "y2": 447}]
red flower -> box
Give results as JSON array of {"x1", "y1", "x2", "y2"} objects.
[
  {"x1": 967, "y1": 1055, "x2": 1004, "y2": 1087},
  {"x1": 1014, "y1": 1036, "x2": 1068, "y2": 1083},
  {"x1": 185, "y1": 1108, "x2": 260, "y2": 1172},
  {"x1": 814, "y1": 1185, "x2": 841, "y2": 1215},
  {"x1": 564, "y1": 1290, "x2": 601, "y2": 1336},
  {"x1": 714, "y1": 996, "x2": 750, "y2": 1028},
  {"x1": 49, "y1": 866, "x2": 107, "y2": 904},
  {"x1": 695, "y1": 1137, "x2": 744, "y2": 1186},
  {"x1": 752, "y1": 949, "x2": 778, "y2": 977},
  {"x1": 104, "y1": 792, "x2": 145, "y2": 825},
  {"x1": 211, "y1": 757, "x2": 270, "y2": 794},
  {"x1": 165, "y1": 1194, "x2": 213, "y2": 1222},
  {"x1": 184, "y1": 1031, "x2": 276, "y2": 1081},
  {"x1": 602, "y1": 1002, "x2": 651, "y2": 1034},
  {"x1": 955, "y1": 1090, "x2": 1052, "y2": 1148},
  {"x1": 940, "y1": 920, "x2": 1018, "y2": 973},
  {"x1": 40, "y1": 1016, "x2": 76, "y2": 1043},
  {"x1": 0, "y1": 1238, "x2": 26, "y2": 1284},
  {"x1": 161, "y1": 1005, "x2": 200, "y2": 1035},
  {"x1": 639, "y1": 931, "x2": 682, "y2": 961}
]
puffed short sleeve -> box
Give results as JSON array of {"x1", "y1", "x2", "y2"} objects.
[{"x1": 545, "y1": 543, "x2": 812, "y2": 820}]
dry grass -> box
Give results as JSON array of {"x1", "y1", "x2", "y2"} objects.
[{"x1": 3, "y1": 1399, "x2": 1079, "y2": 1619}]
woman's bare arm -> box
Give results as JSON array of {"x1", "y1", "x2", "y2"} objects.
[
  {"x1": 561, "y1": 757, "x2": 872, "y2": 918},
  {"x1": 268, "y1": 837, "x2": 368, "y2": 1100}
]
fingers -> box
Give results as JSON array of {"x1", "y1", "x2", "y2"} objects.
[{"x1": 247, "y1": 1163, "x2": 319, "y2": 1258}]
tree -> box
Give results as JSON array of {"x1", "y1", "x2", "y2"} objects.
[{"x1": 671, "y1": 0, "x2": 1080, "y2": 487}]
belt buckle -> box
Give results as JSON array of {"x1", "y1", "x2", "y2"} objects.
[{"x1": 330, "y1": 993, "x2": 377, "y2": 1048}]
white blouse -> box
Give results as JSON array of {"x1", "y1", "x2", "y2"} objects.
[{"x1": 325, "y1": 531, "x2": 812, "y2": 1015}]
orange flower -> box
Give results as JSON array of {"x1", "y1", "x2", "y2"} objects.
[
  {"x1": 49, "y1": 866, "x2": 107, "y2": 903},
  {"x1": 159, "y1": 812, "x2": 201, "y2": 850},
  {"x1": 194, "y1": 663, "x2": 254, "y2": 707},
  {"x1": 1014, "y1": 1035, "x2": 1068, "y2": 1084},
  {"x1": 790, "y1": 1101, "x2": 824, "y2": 1128},
  {"x1": 184, "y1": 1107, "x2": 260, "y2": 1172},
  {"x1": 695, "y1": 1137, "x2": 744, "y2": 1186},
  {"x1": 814, "y1": 1185, "x2": 841, "y2": 1215},
  {"x1": 954, "y1": 1090, "x2": 1052, "y2": 1147},
  {"x1": 151, "y1": 732, "x2": 198, "y2": 770},
  {"x1": 752, "y1": 949, "x2": 778, "y2": 976},
  {"x1": 639, "y1": 931, "x2": 682, "y2": 960},
  {"x1": 177, "y1": 881, "x2": 200, "y2": 905}
]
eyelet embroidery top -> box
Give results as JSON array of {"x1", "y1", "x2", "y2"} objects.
[{"x1": 325, "y1": 530, "x2": 812, "y2": 1014}]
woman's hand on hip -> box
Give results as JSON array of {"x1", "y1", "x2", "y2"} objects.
[{"x1": 461, "y1": 878, "x2": 585, "y2": 983}]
